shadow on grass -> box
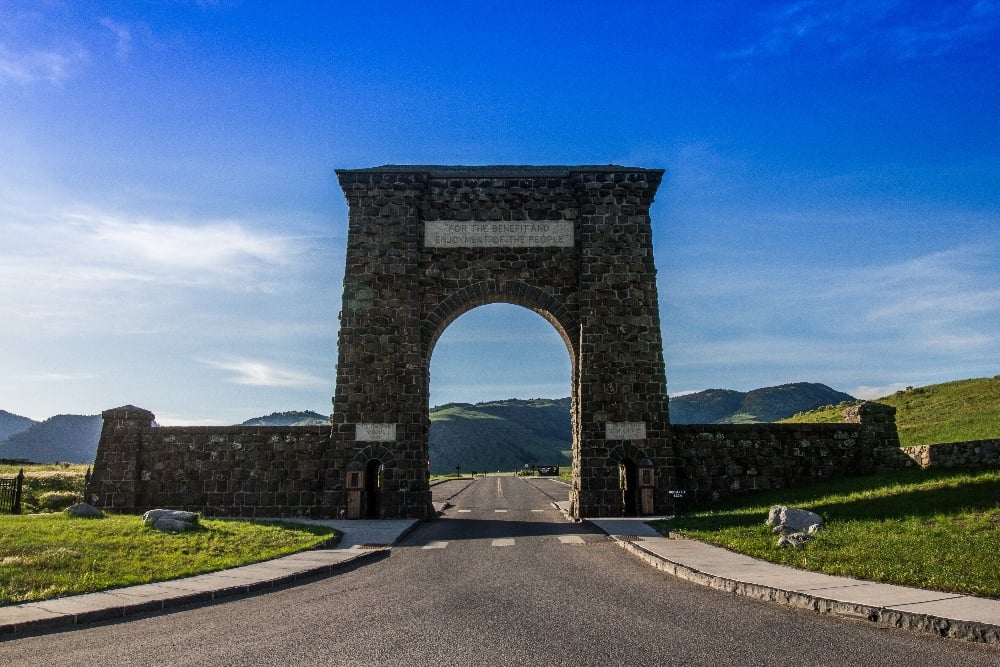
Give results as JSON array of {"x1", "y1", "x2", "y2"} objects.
[{"x1": 664, "y1": 468, "x2": 1000, "y2": 533}]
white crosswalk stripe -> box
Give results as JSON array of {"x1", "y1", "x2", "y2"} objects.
[
  {"x1": 422, "y1": 541, "x2": 448, "y2": 549},
  {"x1": 419, "y1": 536, "x2": 591, "y2": 550}
]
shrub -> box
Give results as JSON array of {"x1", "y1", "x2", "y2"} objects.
[{"x1": 37, "y1": 491, "x2": 84, "y2": 512}]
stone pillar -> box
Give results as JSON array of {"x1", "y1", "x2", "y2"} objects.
[
  {"x1": 87, "y1": 405, "x2": 154, "y2": 513},
  {"x1": 333, "y1": 170, "x2": 432, "y2": 519},
  {"x1": 571, "y1": 170, "x2": 676, "y2": 517},
  {"x1": 845, "y1": 401, "x2": 901, "y2": 473}
]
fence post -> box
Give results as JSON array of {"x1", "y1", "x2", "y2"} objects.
[{"x1": 13, "y1": 468, "x2": 23, "y2": 514}]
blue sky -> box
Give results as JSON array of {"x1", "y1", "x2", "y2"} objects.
[{"x1": 1, "y1": 1, "x2": 997, "y2": 424}]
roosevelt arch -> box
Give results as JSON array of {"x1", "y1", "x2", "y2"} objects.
[{"x1": 332, "y1": 165, "x2": 676, "y2": 519}]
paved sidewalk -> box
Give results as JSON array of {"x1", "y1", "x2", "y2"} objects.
[
  {"x1": 585, "y1": 515, "x2": 1000, "y2": 646},
  {"x1": 0, "y1": 518, "x2": 417, "y2": 638}
]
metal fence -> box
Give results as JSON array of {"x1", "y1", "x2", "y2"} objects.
[{"x1": 0, "y1": 469, "x2": 24, "y2": 514}]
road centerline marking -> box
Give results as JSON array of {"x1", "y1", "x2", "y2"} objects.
[
  {"x1": 492, "y1": 538, "x2": 515, "y2": 547},
  {"x1": 559, "y1": 535, "x2": 585, "y2": 545}
]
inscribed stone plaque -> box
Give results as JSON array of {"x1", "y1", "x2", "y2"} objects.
[
  {"x1": 424, "y1": 221, "x2": 574, "y2": 248},
  {"x1": 355, "y1": 423, "x2": 396, "y2": 442},
  {"x1": 605, "y1": 422, "x2": 646, "y2": 440}
]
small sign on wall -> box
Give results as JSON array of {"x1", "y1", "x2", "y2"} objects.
[
  {"x1": 605, "y1": 422, "x2": 646, "y2": 440},
  {"x1": 355, "y1": 423, "x2": 397, "y2": 442}
]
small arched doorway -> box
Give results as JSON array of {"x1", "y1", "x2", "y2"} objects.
[
  {"x1": 364, "y1": 459, "x2": 383, "y2": 519},
  {"x1": 619, "y1": 458, "x2": 640, "y2": 516}
]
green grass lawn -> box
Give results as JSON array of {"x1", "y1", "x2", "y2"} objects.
[
  {"x1": 0, "y1": 513, "x2": 337, "y2": 605},
  {"x1": 780, "y1": 375, "x2": 1000, "y2": 446},
  {"x1": 652, "y1": 467, "x2": 1000, "y2": 598}
]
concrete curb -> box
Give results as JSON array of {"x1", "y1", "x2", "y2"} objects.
[
  {"x1": 0, "y1": 548, "x2": 388, "y2": 640},
  {"x1": 615, "y1": 537, "x2": 1000, "y2": 645}
]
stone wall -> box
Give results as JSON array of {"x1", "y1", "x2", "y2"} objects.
[
  {"x1": 87, "y1": 406, "x2": 354, "y2": 518},
  {"x1": 900, "y1": 440, "x2": 1000, "y2": 469},
  {"x1": 89, "y1": 401, "x2": 915, "y2": 517},
  {"x1": 672, "y1": 402, "x2": 913, "y2": 504}
]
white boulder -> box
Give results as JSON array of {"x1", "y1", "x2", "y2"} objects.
[
  {"x1": 767, "y1": 505, "x2": 823, "y2": 532},
  {"x1": 142, "y1": 508, "x2": 199, "y2": 532}
]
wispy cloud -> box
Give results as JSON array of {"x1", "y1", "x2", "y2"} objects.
[
  {"x1": 2, "y1": 209, "x2": 296, "y2": 288},
  {"x1": 726, "y1": 0, "x2": 1000, "y2": 62},
  {"x1": 0, "y1": 203, "x2": 302, "y2": 336},
  {"x1": 835, "y1": 247, "x2": 1000, "y2": 353},
  {"x1": 664, "y1": 243, "x2": 1000, "y2": 395},
  {"x1": 853, "y1": 382, "x2": 911, "y2": 399},
  {"x1": 99, "y1": 18, "x2": 133, "y2": 60},
  {"x1": 0, "y1": 42, "x2": 86, "y2": 85},
  {"x1": 202, "y1": 359, "x2": 328, "y2": 389}
]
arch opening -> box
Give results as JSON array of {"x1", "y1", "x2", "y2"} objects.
[{"x1": 427, "y1": 303, "x2": 575, "y2": 477}]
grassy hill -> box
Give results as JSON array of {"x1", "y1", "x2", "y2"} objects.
[
  {"x1": 429, "y1": 398, "x2": 571, "y2": 474},
  {"x1": 780, "y1": 376, "x2": 1000, "y2": 446}
]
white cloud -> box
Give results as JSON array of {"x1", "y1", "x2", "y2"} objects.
[
  {"x1": 99, "y1": 18, "x2": 133, "y2": 60},
  {"x1": 727, "y1": 1, "x2": 1000, "y2": 62},
  {"x1": 0, "y1": 42, "x2": 86, "y2": 85},
  {"x1": 74, "y1": 213, "x2": 295, "y2": 280},
  {"x1": 834, "y1": 248, "x2": 1000, "y2": 352},
  {"x1": 0, "y1": 203, "x2": 304, "y2": 339},
  {"x1": 202, "y1": 359, "x2": 328, "y2": 389},
  {"x1": 853, "y1": 383, "x2": 910, "y2": 399}
]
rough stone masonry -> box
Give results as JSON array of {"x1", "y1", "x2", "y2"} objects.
[{"x1": 332, "y1": 165, "x2": 676, "y2": 519}]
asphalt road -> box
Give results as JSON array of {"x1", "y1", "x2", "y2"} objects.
[{"x1": 3, "y1": 476, "x2": 999, "y2": 666}]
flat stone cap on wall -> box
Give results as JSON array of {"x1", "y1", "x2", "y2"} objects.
[
  {"x1": 335, "y1": 164, "x2": 664, "y2": 178},
  {"x1": 101, "y1": 405, "x2": 156, "y2": 424}
]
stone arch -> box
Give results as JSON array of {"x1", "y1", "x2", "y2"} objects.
[
  {"x1": 351, "y1": 444, "x2": 397, "y2": 469},
  {"x1": 332, "y1": 165, "x2": 676, "y2": 519},
  {"x1": 606, "y1": 442, "x2": 650, "y2": 468},
  {"x1": 422, "y1": 280, "x2": 579, "y2": 361}
]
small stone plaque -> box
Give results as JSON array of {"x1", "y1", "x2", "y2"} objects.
[
  {"x1": 605, "y1": 422, "x2": 646, "y2": 440},
  {"x1": 424, "y1": 221, "x2": 574, "y2": 248},
  {"x1": 355, "y1": 423, "x2": 396, "y2": 442}
]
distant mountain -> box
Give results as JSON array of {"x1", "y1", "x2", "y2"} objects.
[
  {"x1": 0, "y1": 415, "x2": 102, "y2": 464},
  {"x1": 240, "y1": 410, "x2": 328, "y2": 426},
  {"x1": 429, "y1": 398, "x2": 571, "y2": 475},
  {"x1": 0, "y1": 410, "x2": 38, "y2": 442},
  {"x1": 669, "y1": 383, "x2": 856, "y2": 424}
]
